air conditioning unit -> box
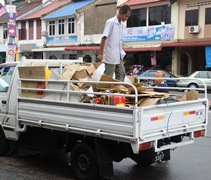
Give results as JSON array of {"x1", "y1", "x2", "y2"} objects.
[
  {"x1": 189, "y1": 26, "x2": 200, "y2": 34},
  {"x1": 41, "y1": 31, "x2": 48, "y2": 37}
]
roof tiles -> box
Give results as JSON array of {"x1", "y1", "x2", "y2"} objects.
[
  {"x1": 119, "y1": 0, "x2": 168, "y2": 7},
  {"x1": 17, "y1": 0, "x2": 71, "y2": 21},
  {"x1": 43, "y1": 0, "x2": 93, "y2": 20}
]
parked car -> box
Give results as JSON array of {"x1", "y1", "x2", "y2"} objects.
[
  {"x1": 138, "y1": 70, "x2": 178, "y2": 87},
  {"x1": 177, "y1": 71, "x2": 211, "y2": 89}
]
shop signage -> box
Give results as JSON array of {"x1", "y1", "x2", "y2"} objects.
[
  {"x1": 122, "y1": 24, "x2": 174, "y2": 42},
  {"x1": 6, "y1": 5, "x2": 16, "y2": 37},
  {"x1": 46, "y1": 36, "x2": 77, "y2": 46},
  {"x1": 205, "y1": 46, "x2": 211, "y2": 68},
  {"x1": 7, "y1": 43, "x2": 16, "y2": 62},
  {"x1": 20, "y1": 44, "x2": 36, "y2": 52}
]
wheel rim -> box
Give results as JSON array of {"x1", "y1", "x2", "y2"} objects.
[{"x1": 77, "y1": 153, "x2": 91, "y2": 172}]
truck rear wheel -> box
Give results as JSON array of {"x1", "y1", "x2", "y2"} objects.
[
  {"x1": 71, "y1": 143, "x2": 99, "y2": 180},
  {"x1": 0, "y1": 128, "x2": 10, "y2": 155}
]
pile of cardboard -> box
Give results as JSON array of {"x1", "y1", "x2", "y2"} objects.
[{"x1": 18, "y1": 63, "x2": 196, "y2": 107}]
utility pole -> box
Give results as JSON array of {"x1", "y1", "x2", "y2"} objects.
[{"x1": 6, "y1": 0, "x2": 17, "y2": 62}]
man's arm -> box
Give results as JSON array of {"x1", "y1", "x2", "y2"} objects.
[{"x1": 98, "y1": 36, "x2": 106, "y2": 62}]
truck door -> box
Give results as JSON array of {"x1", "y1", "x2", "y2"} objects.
[{"x1": 0, "y1": 66, "x2": 15, "y2": 121}]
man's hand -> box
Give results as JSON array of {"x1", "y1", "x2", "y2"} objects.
[{"x1": 97, "y1": 54, "x2": 103, "y2": 62}]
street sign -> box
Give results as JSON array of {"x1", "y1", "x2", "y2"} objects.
[
  {"x1": 8, "y1": 25, "x2": 16, "y2": 37},
  {"x1": 6, "y1": 5, "x2": 16, "y2": 37},
  {"x1": 8, "y1": 49, "x2": 14, "y2": 56},
  {"x1": 7, "y1": 43, "x2": 16, "y2": 62}
]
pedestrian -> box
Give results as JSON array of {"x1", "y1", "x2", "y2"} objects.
[
  {"x1": 153, "y1": 70, "x2": 169, "y2": 93},
  {"x1": 97, "y1": 5, "x2": 131, "y2": 81}
]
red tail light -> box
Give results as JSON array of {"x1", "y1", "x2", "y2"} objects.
[
  {"x1": 139, "y1": 142, "x2": 153, "y2": 151},
  {"x1": 194, "y1": 130, "x2": 205, "y2": 138}
]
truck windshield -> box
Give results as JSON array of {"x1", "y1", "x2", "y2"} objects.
[{"x1": 0, "y1": 66, "x2": 15, "y2": 92}]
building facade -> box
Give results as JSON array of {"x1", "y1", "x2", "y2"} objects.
[{"x1": 119, "y1": 0, "x2": 211, "y2": 76}]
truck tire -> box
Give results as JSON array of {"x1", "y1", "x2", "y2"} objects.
[
  {"x1": 71, "y1": 143, "x2": 99, "y2": 180},
  {"x1": 0, "y1": 128, "x2": 10, "y2": 156}
]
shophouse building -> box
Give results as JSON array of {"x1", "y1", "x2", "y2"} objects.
[
  {"x1": 119, "y1": 0, "x2": 211, "y2": 76},
  {"x1": 40, "y1": 0, "x2": 117, "y2": 62},
  {"x1": 16, "y1": 0, "x2": 71, "y2": 59}
]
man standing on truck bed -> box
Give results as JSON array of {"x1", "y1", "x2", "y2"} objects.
[{"x1": 98, "y1": 5, "x2": 131, "y2": 82}]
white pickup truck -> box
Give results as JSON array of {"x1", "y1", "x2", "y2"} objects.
[{"x1": 0, "y1": 58, "x2": 208, "y2": 180}]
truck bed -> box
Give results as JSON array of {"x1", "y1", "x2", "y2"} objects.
[{"x1": 17, "y1": 94, "x2": 208, "y2": 153}]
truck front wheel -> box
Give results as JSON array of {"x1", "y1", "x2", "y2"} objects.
[
  {"x1": 71, "y1": 143, "x2": 99, "y2": 180},
  {"x1": 0, "y1": 128, "x2": 10, "y2": 155}
]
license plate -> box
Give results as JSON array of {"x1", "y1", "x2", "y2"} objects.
[{"x1": 154, "y1": 149, "x2": 170, "y2": 162}]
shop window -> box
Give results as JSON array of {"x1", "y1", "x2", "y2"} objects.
[
  {"x1": 68, "y1": 18, "x2": 75, "y2": 34},
  {"x1": 205, "y1": 8, "x2": 211, "y2": 24},
  {"x1": 29, "y1": 20, "x2": 34, "y2": 40},
  {"x1": 36, "y1": 19, "x2": 41, "y2": 39},
  {"x1": 185, "y1": 10, "x2": 199, "y2": 26},
  {"x1": 18, "y1": 28, "x2": 27, "y2": 40},
  {"x1": 58, "y1": 19, "x2": 65, "y2": 35},
  {"x1": 149, "y1": 5, "x2": 171, "y2": 26},
  {"x1": 69, "y1": 54, "x2": 77, "y2": 59},
  {"x1": 127, "y1": 8, "x2": 147, "y2": 27},
  {"x1": 49, "y1": 21, "x2": 55, "y2": 36}
]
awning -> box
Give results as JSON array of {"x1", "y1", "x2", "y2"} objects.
[
  {"x1": 31, "y1": 47, "x2": 65, "y2": 52},
  {"x1": 124, "y1": 47, "x2": 162, "y2": 52},
  {"x1": 65, "y1": 46, "x2": 162, "y2": 52},
  {"x1": 162, "y1": 41, "x2": 211, "y2": 47},
  {"x1": 31, "y1": 40, "x2": 211, "y2": 53},
  {"x1": 65, "y1": 46, "x2": 100, "y2": 51},
  {"x1": 42, "y1": 0, "x2": 93, "y2": 20},
  {"x1": 118, "y1": 0, "x2": 167, "y2": 8}
]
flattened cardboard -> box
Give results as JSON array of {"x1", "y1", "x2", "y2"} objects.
[
  {"x1": 86, "y1": 64, "x2": 96, "y2": 75},
  {"x1": 72, "y1": 64, "x2": 96, "y2": 80},
  {"x1": 139, "y1": 98, "x2": 161, "y2": 107},
  {"x1": 18, "y1": 66, "x2": 46, "y2": 98},
  {"x1": 97, "y1": 75, "x2": 119, "y2": 89},
  {"x1": 72, "y1": 68, "x2": 89, "y2": 79},
  {"x1": 93, "y1": 62, "x2": 102, "y2": 69},
  {"x1": 126, "y1": 75, "x2": 139, "y2": 83},
  {"x1": 63, "y1": 64, "x2": 79, "y2": 80}
]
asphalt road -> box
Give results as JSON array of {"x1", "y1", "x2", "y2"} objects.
[{"x1": 0, "y1": 99, "x2": 210, "y2": 180}]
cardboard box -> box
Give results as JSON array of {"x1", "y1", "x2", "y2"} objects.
[
  {"x1": 72, "y1": 63, "x2": 96, "y2": 80},
  {"x1": 126, "y1": 75, "x2": 139, "y2": 83},
  {"x1": 63, "y1": 64, "x2": 79, "y2": 80},
  {"x1": 18, "y1": 66, "x2": 46, "y2": 98},
  {"x1": 186, "y1": 90, "x2": 198, "y2": 101}
]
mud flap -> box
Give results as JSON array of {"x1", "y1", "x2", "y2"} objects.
[
  {"x1": 94, "y1": 139, "x2": 113, "y2": 178},
  {"x1": 130, "y1": 149, "x2": 171, "y2": 165}
]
